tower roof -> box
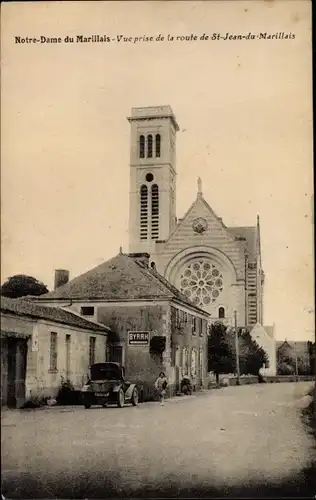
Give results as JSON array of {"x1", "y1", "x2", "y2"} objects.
[{"x1": 127, "y1": 105, "x2": 179, "y2": 131}]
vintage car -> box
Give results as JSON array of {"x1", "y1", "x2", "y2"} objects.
[{"x1": 81, "y1": 362, "x2": 139, "y2": 409}]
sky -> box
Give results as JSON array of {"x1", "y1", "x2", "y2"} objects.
[{"x1": 1, "y1": 0, "x2": 314, "y2": 340}]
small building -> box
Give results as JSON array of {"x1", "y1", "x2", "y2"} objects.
[
  {"x1": 276, "y1": 339, "x2": 313, "y2": 374},
  {"x1": 1, "y1": 296, "x2": 110, "y2": 407},
  {"x1": 35, "y1": 252, "x2": 210, "y2": 400},
  {"x1": 249, "y1": 323, "x2": 277, "y2": 376}
]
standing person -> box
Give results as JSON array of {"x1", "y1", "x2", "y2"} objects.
[{"x1": 154, "y1": 372, "x2": 168, "y2": 406}]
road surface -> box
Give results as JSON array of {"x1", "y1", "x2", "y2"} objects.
[{"x1": 1, "y1": 382, "x2": 315, "y2": 498}]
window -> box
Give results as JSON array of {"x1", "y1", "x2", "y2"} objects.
[
  {"x1": 182, "y1": 348, "x2": 188, "y2": 375},
  {"x1": 81, "y1": 306, "x2": 94, "y2": 316},
  {"x1": 147, "y1": 134, "x2": 153, "y2": 158},
  {"x1": 65, "y1": 334, "x2": 71, "y2": 375},
  {"x1": 201, "y1": 319, "x2": 206, "y2": 337},
  {"x1": 199, "y1": 348, "x2": 203, "y2": 375},
  {"x1": 146, "y1": 172, "x2": 154, "y2": 182},
  {"x1": 140, "y1": 184, "x2": 148, "y2": 240},
  {"x1": 89, "y1": 337, "x2": 96, "y2": 366},
  {"x1": 192, "y1": 317, "x2": 197, "y2": 335},
  {"x1": 175, "y1": 308, "x2": 180, "y2": 328},
  {"x1": 151, "y1": 184, "x2": 159, "y2": 240},
  {"x1": 139, "y1": 135, "x2": 145, "y2": 158},
  {"x1": 179, "y1": 261, "x2": 224, "y2": 307},
  {"x1": 184, "y1": 312, "x2": 188, "y2": 323},
  {"x1": 197, "y1": 317, "x2": 203, "y2": 336},
  {"x1": 219, "y1": 307, "x2": 225, "y2": 319},
  {"x1": 107, "y1": 344, "x2": 123, "y2": 364},
  {"x1": 50, "y1": 332, "x2": 58, "y2": 371},
  {"x1": 191, "y1": 349, "x2": 197, "y2": 376},
  {"x1": 155, "y1": 134, "x2": 161, "y2": 157}
]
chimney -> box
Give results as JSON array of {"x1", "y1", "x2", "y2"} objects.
[
  {"x1": 128, "y1": 253, "x2": 150, "y2": 268},
  {"x1": 54, "y1": 269, "x2": 69, "y2": 289}
]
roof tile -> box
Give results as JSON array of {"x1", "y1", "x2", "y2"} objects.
[
  {"x1": 38, "y1": 253, "x2": 209, "y2": 315},
  {"x1": 1, "y1": 296, "x2": 110, "y2": 333}
]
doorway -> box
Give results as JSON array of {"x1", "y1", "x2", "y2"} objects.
[{"x1": 6, "y1": 338, "x2": 27, "y2": 408}]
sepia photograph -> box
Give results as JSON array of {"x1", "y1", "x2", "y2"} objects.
[{"x1": 1, "y1": 0, "x2": 315, "y2": 498}]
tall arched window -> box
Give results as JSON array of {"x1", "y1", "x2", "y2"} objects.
[
  {"x1": 155, "y1": 134, "x2": 161, "y2": 158},
  {"x1": 139, "y1": 135, "x2": 145, "y2": 158},
  {"x1": 147, "y1": 134, "x2": 153, "y2": 158},
  {"x1": 140, "y1": 185, "x2": 148, "y2": 240},
  {"x1": 219, "y1": 307, "x2": 225, "y2": 319},
  {"x1": 151, "y1": 184, "x2": 159, "y2": 239}
]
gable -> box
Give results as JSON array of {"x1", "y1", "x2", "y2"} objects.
[
  {"x1": 156, "y1": 194, "x2": 247, "y2": 280},
  {"x1": 250, "y1": 323, "x2": 274, "y2": 341}
]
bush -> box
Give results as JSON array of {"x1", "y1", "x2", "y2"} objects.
[
  {"x1": 20, "y1": 394, "x2": 47, "y2": 409},
  {"x1": 56, "y1": 377, "x2": 77, "y2": 405},
  {"x1": 278, "y1": 362, "x2": 295, "y2": 375}
]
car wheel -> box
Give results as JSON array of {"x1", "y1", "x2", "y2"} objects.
[
  {"x1": 117, "y1": 389, "x2": 125, "y2": 408},
  {"x1": 84, "y1": 404, "x2": 91, "y2": 409},
  {"x1": 131, "y1": 388, "x2": 139, "y2": 406}
]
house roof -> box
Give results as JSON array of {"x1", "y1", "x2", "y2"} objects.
[
  {"x1": 228, "y1": 226, "x2": 257, "y2": 261},
  {"x1": 0, "y1": 296, "x2": 111, "y2": 333},
  {"x1": 276, "y1": 340, "x2": 310, "y2": 355},
  {"x1": 36, "y1": 253, "x2": 209, "y2": 316}
]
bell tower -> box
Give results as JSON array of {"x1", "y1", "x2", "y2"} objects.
[{"x1": 127, "y1": 106, "x2": 179, "y2": 253}]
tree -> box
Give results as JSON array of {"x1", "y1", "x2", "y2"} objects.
[
  {"x1": 208, "y1": 323, "x2": 269, "y2": 381},
  {"x1": 208, "y1": 322, "x2": 234, "y2": 383},
  {"x1": 237, "y1": 329, "x2": 269, "y2": 375},
  {"x1": 1, "y1": 274, "x2": 49, "y2": 298}
]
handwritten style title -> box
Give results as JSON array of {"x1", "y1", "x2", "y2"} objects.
[{"x1": 14, "y1": 32, "x2": 296, "y2": 45}]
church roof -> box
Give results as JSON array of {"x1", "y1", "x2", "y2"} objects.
[
  {"x1": 36, "y1": 253, "x2": 209, "y2": 316},
  {"x1": 0, "y1": 296, "x2": 110, "y2": 333},
  {"x1": 168, "y1": 182, "x2": 258, "y2": 261},
  {"x1": 228, "y1": 226, "x2": 257, "y2": 261},
  {"x1": 263, "y1": 325, "x2": 275, "y2": 339},
  {"x1": 250, "y1": 323, "x2": 275, "y2": 340}
]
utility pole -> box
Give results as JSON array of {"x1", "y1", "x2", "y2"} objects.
[
  {"x1": 294, "y1": 342, "x2": 299, "y2": 381},
  {"x1": 234, "y1": 310, "x2": 240, "y2": 385}
]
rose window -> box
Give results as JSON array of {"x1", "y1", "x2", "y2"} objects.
[{"x1": 180, "y1": 261, "x2": 224, "y2": 307}]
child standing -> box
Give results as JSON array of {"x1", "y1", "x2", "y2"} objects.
[{"x1": 154, "y1": 372, "x2": 168, "y2": 406}]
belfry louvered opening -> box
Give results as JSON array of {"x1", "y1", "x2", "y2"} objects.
[
  {"x1": 155, "y1": 134, "x2": 161, "y2": 157},
  {"x1": 139, "y1": 135, "x2": 145, "y2": 158},
  {"x1": 151, "y1": 184, "x2": 159, "y2": 239},
  {"x1": 147, "y1": 135, "x2": 153, "y2": 158},
  {"x1": 140, "y1": 184, "x2": 148, "y2": 240}
]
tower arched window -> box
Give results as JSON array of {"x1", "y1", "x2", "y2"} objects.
[
  {"x1": 219, "y1": 307, "x2": 225, "y2": 319},
  {"x1": 139, "y1": 135, "x2": 145, "y2": 158},
  {"x1": 155, "y1": 134, "x2": 161, "y2": 158},
  {"x1": 151, "y1": 184, "x2": 159, "y2": 240},
  {"x1": 147, "y1": 134, "x2": 153, "y2": 158},
  {"x1": 140, "y1": 185, "x2": 148, "y2": 240}
]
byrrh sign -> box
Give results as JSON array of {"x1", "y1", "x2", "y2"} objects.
[{"x1": 128, "y1": 331, "x2": 150, "y2": 346}]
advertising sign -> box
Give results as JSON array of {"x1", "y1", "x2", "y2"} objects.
[{"x1": 128, "y1": 331, "x2": 149, "y2": 346}]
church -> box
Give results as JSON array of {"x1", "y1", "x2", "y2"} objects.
[
  {"x1": 128, "y1": 105, "x2": 265, "y2": 328},
  {"x1": 127, "y1": 105, "x2": 276, "y2": 375}
]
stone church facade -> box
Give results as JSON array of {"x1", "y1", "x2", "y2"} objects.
[{"x1": 127, "y1": 105, "x2": 264, "y2": 329}]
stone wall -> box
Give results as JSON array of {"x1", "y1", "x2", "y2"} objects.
[
  {"x1": 23, "y1": 319, "x2": 107, "y2": 398},
  {"x1": 98, "y1": 303, "x2": 168, "y2": 400}
]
